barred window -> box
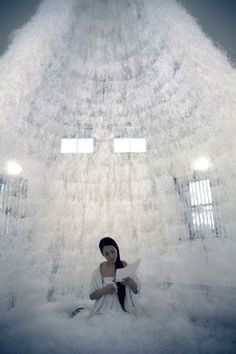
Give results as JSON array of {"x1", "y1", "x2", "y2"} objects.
[
  {"x1": 0, "y1": 175, "x2": 27, "y2": 236},
  {"x1": 174, "y1": 175, "x2": 224, "y2": 240}
]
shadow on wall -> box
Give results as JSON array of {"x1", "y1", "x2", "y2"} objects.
[{"x1": 0, "y1": 0, "x2": 42, "y2": 56}]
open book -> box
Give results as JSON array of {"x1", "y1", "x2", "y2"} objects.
[{"x1": 115, "y1": 258, "x2": 141, "y2": 282}]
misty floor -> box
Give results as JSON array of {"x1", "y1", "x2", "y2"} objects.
[{"x1": 1, "y1": 284, "x2": 235, "y2": 354}]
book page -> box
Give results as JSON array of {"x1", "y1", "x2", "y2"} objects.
[{"x1": 115, "y1": 258, "x2": 141, "y2": 282}]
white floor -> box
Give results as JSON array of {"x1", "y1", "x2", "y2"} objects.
[{"x1": 1, "y1": 284, "x2": 235, "y2": 354}]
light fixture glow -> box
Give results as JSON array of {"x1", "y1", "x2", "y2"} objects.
[
  {"x1": 193, "y1": 157, "x2": 210, "y2": 171},
  {"x1": 6, "y1": 161, "x2": 23, "y2": 175}
]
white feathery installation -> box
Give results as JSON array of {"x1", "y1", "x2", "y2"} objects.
[{"x1": 0, "y1": 1, "x2": 236, "y2": 353}]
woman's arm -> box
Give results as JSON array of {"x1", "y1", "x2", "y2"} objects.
[
  {"x1": 129, "y1": 279, "x2": 138, "y2": 294},
  {"x1": 121, "y1": 277, "x2": 138, "y2": 294},
  {"x1": 89, "y1": 288, "x2": 105, "y2": 300},
  {"x1": 89, "y1": 284, "x2": 116, "y2": 300}
]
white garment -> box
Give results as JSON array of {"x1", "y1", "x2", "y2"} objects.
[
  {"x1": 88, "y1": 265, "x2": 143, "y2": 318},
  {"x1": 94, "y1": 276, "x2": 123, "y2": 314}
]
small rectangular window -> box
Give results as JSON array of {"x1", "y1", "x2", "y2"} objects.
[
  {"x1": 174, "y1": 176, "x2": 224, "y2": 240},
  {"x1": 189, "y1": 179, "x2": 212, "y2": 206},
  {"x1": 189, "y1": 180, "x2": 215, "y2": 231},
  {"x1": 61, "y1": 139, "x2": 77, "y2": 153},
  {"x1": 114, "y1": 138, "x2": 130, "y2": 153},
  {"x1": 77, "y1": 138, "x2": 93, "y2": 153},
  {"x1": 61, "y1": 138, "x2": 94, "y2": 153},
  {"x1": 130, "y1": 138, "x2": 146, "y2": 152},
  {"x1": 0, "y1": 175, "x2": 27, "y2": 236},
  {"x1": 114, "y1": 138, "x2": 146, "y2": 153}
]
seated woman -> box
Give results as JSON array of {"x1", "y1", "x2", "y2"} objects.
[{"x1": 88, "y1": 237, "x2": 142, "y2": 318}]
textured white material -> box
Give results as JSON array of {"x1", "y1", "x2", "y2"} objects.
[{"x1": 0, "y1": 0, "x2": 236, "y2": 352}]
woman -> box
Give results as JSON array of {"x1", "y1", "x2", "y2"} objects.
[{"x1": 88, "y1": 237, "x2": 142, "y2": 318}]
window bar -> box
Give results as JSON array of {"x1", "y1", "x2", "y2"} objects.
[
  {"x1": 203, "y1": 181, "x2": 209, "y2": 232},
  {"x1": 196, "y1": 181, "x2": 204, "y2": 237},
  {"x1": 187, "y1": 180, "x2": 195, "y2": 238},
  {"x1": 210, "y1": 182, "x2": 216, "y2": 234},
  {"x1": 21, "y1": 182, "x2": 27, "y2": 218},
  {"x1": 214, "y1": 205, "x2": 220, "y2": 237},
  {"x1": 2, "y1": 177, "x2": 6, "y2": 215},
  {"x1": 200, "y1": 180, "x2": 205, "y2": 206},
  {"x1": 213, "y1": 205, "x2": 219, "y2": 237},
  {"x1": 205, "y1": 180, "x2": 214, "y2": 233},
  {"x1": 182, "y1": 179, "x2": 187, "y2": 203},
  {"x1": 200, "y1": 180, "x2": 208, "y2": 233},
  {"x1": 210, "y1": 206, "x2": 215, "y2": 233},
  {"x1": 5, "y1": 189, "x2": 10, "y2": 235},
  {"x1": 190, "y1": 181, "x2": 198, "y2": 236},
  {"x1": 196, "y1": 181, "x2": 202, "y2": 205},
  {"x1": 183, "y1": 178, "x2": 191, "y2": 239},
  {"x1": 5, "y1": 180, "x2": 10, "y2": 216},
  {"x1": 0, "y1": 179, "x2": 4, "y2": 213},
  {"x1": 189, "y1": 181, "x2": 193, "y2": 206},
  {"x1": 188, "y1": 180, "x2": 195, "y2": 240}
]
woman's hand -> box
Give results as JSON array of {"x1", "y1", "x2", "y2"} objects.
[
  {"x1": 120, "y1": 277, "x2": 134, "y2": 287},
  {"x1": 120, "y1": 277, "x2": 138, "y2": 294},
  {"x1": 90, "y1": 284, "x2": 116, "y2": 300},
  {"x1": 103, "y1": 284, "x2": 116, "y2": 295}
]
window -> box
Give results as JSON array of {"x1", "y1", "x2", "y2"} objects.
[
  {"x1": 174, "y1": 175, "x2": 224, "y2": 240},
  {"x1": 61, "y1": 139, "x2": 77, "y2": 153},
  {"x1": 0, "y1": 175, "x2": 27, "y2": 236},
  {"x1": 61, "y1": 138, "x2": 94, "y2": 153},
  {"x1": 189, "y1": 179, "x2": 215, "y2": 231},
  {"x1": 114, "y1": 138, "x2": 146, "y2": 153}
]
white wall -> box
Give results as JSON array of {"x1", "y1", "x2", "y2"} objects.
[{"x1": 0, "y1": 0, "x2": 236, "y2": 308}]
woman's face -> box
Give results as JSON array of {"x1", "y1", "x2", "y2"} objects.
[{"x1": 102, "y1": 245, "x2": 118, "y2": 264}]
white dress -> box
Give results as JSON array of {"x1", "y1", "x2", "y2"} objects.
[
  {"x1": 88, "y1": 266, "x2": 143, "y2": 318},
  {"x1": 94, "y1": 276, "x2": 123, "y2": 315}
]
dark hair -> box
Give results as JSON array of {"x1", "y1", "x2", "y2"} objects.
[{"x1": 99, "y1": 237, "x2": 126, "y2": 312}]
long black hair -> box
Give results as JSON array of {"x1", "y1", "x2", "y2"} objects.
[{"x1": 99, "y1": 237, "x2": 126, "y2": 312}]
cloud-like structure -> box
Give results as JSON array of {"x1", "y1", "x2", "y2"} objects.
[{"x1": 0, "y1": 1, "x2": 236, "y2": 353}]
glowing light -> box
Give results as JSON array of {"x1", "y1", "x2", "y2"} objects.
[
  {"x1": 6, "y1": 161, "x2": 23, "y2": 175},
  {"x1": 193, "y1": 158, "x2": 210, "y2": 171}
]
